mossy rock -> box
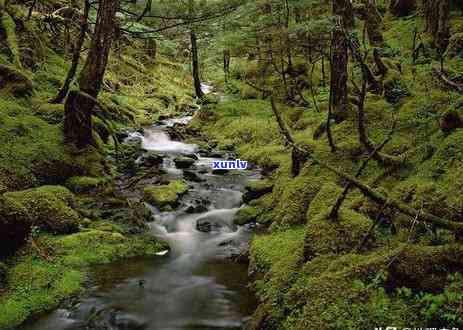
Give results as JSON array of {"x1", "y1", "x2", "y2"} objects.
[
  {"x1": 4, "y1": 185, "x2": 80, "y2": 233},
  {"x1": 303, "y1": 183, "x2": 373, "y2": 261},
  {"x1": 143, "y1": 180, "x2": 189, "y2": 211},
  {"x1": 0, "y1": 186, "x2": 80, "y2": 256},
  {"x1": 234, "y1": 206, "x2": 262, "y2": 225},
  {"x1": 65, "y1": 176, "x2": 107, "y2": 194},
  {"x1": 243, "y1": 179, "x2": 274, "y2": 203},
  {"x1": 0, "y1": 64, "x2": 33, "y2": 96}
]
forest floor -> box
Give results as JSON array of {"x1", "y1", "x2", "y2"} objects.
[{"x1": 188, "y1": 9, "x2": 463, "y2": 330}]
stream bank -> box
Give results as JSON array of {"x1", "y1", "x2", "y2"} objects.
[{"x1": 20, "y1": 104, "x2": 260, "y2": 329}]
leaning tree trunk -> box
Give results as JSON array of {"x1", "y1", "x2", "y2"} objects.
[
  {"x1": 190, "y1": 29, "x2": 204, "y2": 99},
  {"x1": 64, "y1": 0, "x2": 118, "y2": 148},
  {"x1": 51, "y1": 0, "x2": 90, "y2": 104},
  {"x1": 333, "y1": 0, "x2": 355, "y2": 29}
]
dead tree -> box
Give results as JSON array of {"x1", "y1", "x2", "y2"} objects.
[{"x1": 64, "y1": 0, "x2": 118, "y2": 148}]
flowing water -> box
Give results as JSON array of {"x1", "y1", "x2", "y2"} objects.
[{"x1": 22, "y1": 102, "x2": 259, "y2": 329}]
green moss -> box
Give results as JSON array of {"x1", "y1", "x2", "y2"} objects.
[
  {"x1": 143, "y1": 180, "x2": 189, "y2": 211},
  {"x1": 1, "y1": 11, "x2": 21, "y2": 68},
  {"x1": 234, "y1": 206, "x2": 261, "y2": 225},
  {"x1": 65, "y1": 176, "x2": 107, "y2": 194},
  {"x1": 4, "y1": 185, "x2": 80, "y2": 234},
  {"x1": 0, "y1": 230, "x2": 167, "y2": 329}
]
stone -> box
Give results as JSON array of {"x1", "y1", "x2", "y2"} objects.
[
  {"x1": 173, "y1": 156, "x2": 195, "y2": 169},
  {"x1": 243, "y1": 180, "x2": 274, "y2": 203}
]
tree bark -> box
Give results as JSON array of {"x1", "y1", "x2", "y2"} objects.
[
  {"x1": 330, "y1": 20, "x2": 349, "y2": 122},
  {"x1": 333, "y1": 0, "x2": 355, "y2": 29},
  {"x1": 190, "y1": 29, "x2": 204, "y2": 99},
  {"x1": 64, "y1": 0, "x2": 118, "y2": 147},
  {"x1": 365, "y1": 0, "x2": 385, "y2": 47},
  {"x1": 51, "y1": 0, "x2": 90, "y2": 104}
]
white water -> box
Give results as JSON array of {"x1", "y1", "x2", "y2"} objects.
[{"x1": 23, "y1": 114, "x2": 258, "y2": 330}]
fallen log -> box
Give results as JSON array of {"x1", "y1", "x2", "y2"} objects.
[{"x1": 270, "y1": 98, "x2": 463, "y2": 233}]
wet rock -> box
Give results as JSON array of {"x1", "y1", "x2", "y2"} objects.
[
  {"x1": 196, "y1": 214, "x2": 235, "y2": 233},
  {"x1": 139, "y1": 151, "x2": 164, "y2": 168},
  {"x1": 185, "y1": 199, "x2": 209, "y2": 213},
  {"x1": 212, "y1": 169, "x2": 229, "y2": 175},
  {"x1": 183, "y1": 170, "x2": 204, "y2": 182},
  {"x1": 174, "y1": 157, "x2": 195, "y2": 169},
  {"x1": 184, "y1": 153, "x2": 199, "y2": 160},
  {"x1": 242, "y1": 180, "x2": 274, "y2": 203}
]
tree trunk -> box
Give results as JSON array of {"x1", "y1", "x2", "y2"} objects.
[
  {"x1": 64, "y1": 0, "x2": 118, "y2": 147},
  {"x1": 365, "y1": 0, "x2": 385, "y2": 47},
  {"x1": 330, "y1": 20, "x2": 349, "y2": 122},
  {"x1": 190, "y1": 29, "x2": 204, "y2": 99},
  {"x1": 389, "y1": 0, "x2": 416, "y2": 16},
  {"x1": 333, "y1": 0, "x2": 355, "y2": 29},
  {"x1": 424, "y1": 0, "x2": 450, "y2": 49},
  {"x1": 51, "y1": 0, "x2": 90, "y2": 104}
]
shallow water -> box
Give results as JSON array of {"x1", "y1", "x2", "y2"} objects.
[{"x1": 22, "y1": 113, "x2": 258, "y2": 329}]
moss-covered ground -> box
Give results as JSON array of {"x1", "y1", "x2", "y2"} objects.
[{"x1": 191, "y1": 6, "x2": 463, "y2": 329}]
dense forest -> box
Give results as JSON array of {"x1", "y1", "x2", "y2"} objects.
[{"x1": 1, "y1": 0, "x2": 463, "y2": 329}]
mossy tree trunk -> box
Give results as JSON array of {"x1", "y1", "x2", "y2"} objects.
[
  {"x1": 64, "y1": 0, "x2": 118, "y2": 148},
  {"x1": 424, "y1": 0, "x2": 450, "y2": 50}
]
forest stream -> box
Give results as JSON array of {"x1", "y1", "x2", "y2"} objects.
[{"x1": 22, "y1": 86, "x2": 258, "y2": 330}]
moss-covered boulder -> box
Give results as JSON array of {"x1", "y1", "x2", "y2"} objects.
[
  {"x1": 143, "y1": 180, "x2": 189, "y2": 211},
  {"x1": 234, "y1": 206, "x2": 261, "y2": 225},
  {"x1": 0, "y1": 64, "x2": 33, "y2": 96},
  {"x1": 65, "y1": 176, "x2": 107, "y2": 194},
  {"x1": 243, "y1": 179, "x2": 274, "y2": 203},
  {"x1": 0, "y1": 186, "x2": 80, "y2": 256}
]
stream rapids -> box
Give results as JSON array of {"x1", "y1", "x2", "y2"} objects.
[{"x1": 22, "y1": 102, "x2": 259, "y2": 329}]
